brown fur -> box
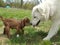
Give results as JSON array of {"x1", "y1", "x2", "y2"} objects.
[{"x1": 0, "y1": 16, "x2": 30, "y2": 38}]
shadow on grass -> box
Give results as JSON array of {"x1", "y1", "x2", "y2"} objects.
[{"x1": 9, "y1": 31, "x2": 47, "y2": 45}]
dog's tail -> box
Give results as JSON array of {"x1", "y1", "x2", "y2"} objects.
[{"x1": 0, "y1": 16, "x2": 5, "y2": 21}]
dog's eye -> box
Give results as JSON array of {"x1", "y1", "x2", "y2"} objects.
[{"x1": 34, "y1": 17, "x2": 36, "y2": 18}]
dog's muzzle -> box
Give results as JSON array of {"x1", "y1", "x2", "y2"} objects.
[{"x1": 30, "y1": 20, "x2": 40, "y2": 27}]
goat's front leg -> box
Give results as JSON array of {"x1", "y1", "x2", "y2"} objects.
[
  {"x1": 16, "y1": 29, "x2": 24, "y2": 37},
  {"x1": 16, "y1": 27, "x2": 20, "y2": 37},
  {"x1": 21, "y1": 29, "x2": 24, "y2": 34}
]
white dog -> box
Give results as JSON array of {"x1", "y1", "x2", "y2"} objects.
[{"x1": 31, "y1": 0, "x2": 60, "y2": 40}]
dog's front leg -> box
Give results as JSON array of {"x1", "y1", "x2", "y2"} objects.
[{"x1": 43, "y1": 21, "x2": 60, "y2": 40}]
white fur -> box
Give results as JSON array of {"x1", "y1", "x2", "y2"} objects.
[{"x1": 31, "y1": 0, "x2": 60, "y2": 40}]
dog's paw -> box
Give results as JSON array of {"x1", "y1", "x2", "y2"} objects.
[{"x1": 43, "y1": 37, "x2": 50, "y2": 40}]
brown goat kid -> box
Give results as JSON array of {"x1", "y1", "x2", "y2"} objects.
[{"x1": 0, "y1": 16, "x2": 30, "y2": 38}]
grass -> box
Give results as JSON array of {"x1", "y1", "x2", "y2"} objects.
[{"x1": 0, "y1": 8, "x2": 60, "y2": 45}]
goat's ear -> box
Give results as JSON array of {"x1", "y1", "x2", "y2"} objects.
[
  {"x1": 20, "y1": 20, "x2": 24, "y2": 28},
  {"x1": 22, "y1": 19, "x2": 26, "y2": 26},
  {"x1": 25, "y1": 18, "x2": 30, "y2": 22}
]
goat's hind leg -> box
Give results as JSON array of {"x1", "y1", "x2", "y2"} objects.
[
  {"x1": 5, "y1": 26, "x2": 10, "y2": 38},
  {"x1": 3, "y1": 27, "x2": 6, "y2": 35}
]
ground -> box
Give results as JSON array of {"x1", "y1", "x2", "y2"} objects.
[{"x1": 0, "y1": 8, "x2": 60, "y2": 45}]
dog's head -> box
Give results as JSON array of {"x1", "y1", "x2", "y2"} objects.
[{"x1": 30, "y1": 8, "x2": 49, "y2": 27}]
